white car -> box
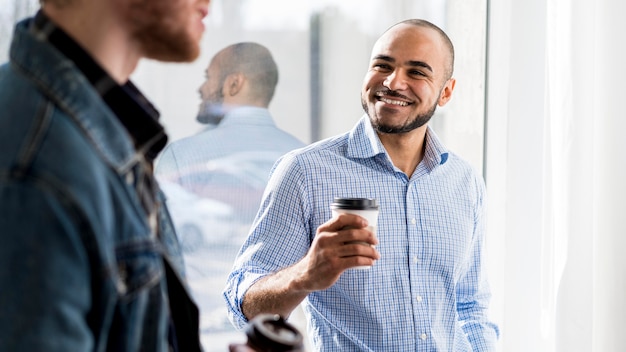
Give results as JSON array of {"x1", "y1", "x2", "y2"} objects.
[{"x1": 158, "y1": 179, "x2": 236, "y2": 253}]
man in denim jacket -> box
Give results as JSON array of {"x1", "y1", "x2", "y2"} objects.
[{"x1": 0, "y1": 0, "x2": 210, "y2": 350}]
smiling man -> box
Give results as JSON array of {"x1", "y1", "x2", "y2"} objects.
[
  {"x1": 224, "y1": 19, "x2": 499, "y2": 351},
  {"x1": 0, "y1": 0, "x2": 210, "y2": 351}
]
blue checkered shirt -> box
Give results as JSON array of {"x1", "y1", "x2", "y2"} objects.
[{"x1": 224, "y1": 115, "x2": 499, "y2": 351}]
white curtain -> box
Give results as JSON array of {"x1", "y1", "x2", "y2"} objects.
[{"x1": 485, "y1": 0, "x2": 626, "y2": 351}]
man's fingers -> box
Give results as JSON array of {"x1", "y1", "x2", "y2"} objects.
[
  {"x1": 319, "y1": 212, "x2": 368, "y2": 232},
  {"x1": 337, "y1": 241, "x2": 380, "y2": 260}
]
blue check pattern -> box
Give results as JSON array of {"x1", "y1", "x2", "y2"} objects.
[{"x1": 224, "y1": 115, "x2": 499, "y2": 351}]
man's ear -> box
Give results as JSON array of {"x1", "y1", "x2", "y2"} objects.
[
  {"x1": 224, "y1": 73, "x2": 245, "y2": 96},
  {"x1": 437, "y1": 77, "x2": 456, "y2": 107}
]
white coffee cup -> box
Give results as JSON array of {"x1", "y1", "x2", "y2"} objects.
[{"x1": 330, "y1": 197, "x2": 379, "y2": 269}]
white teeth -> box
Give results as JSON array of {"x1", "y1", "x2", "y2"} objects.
[{"x1": 380, "y1": 97, "x2": 409, "y2": 106}]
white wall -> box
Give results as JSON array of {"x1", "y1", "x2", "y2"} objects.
[
  {"x1": 591, "y1": 1, "x2": 626, "y2": 350},
  {"x1": 485, "y1": 0, "x2": 626, "y2": 351}
]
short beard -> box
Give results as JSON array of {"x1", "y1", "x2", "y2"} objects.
[
  {"x1": 140, "y1": 32, "x2": 199, "y2": 63},
  {"x1": 196, "y1": 88, "x2": 225, "y2": 124},
  {"x1": 362, "y1": 95, "x2": 438, "y2": 134},
  {"x1": 130, "y1": 1, "x2": 199, "y2": 62},
  {"x1": 196, "y1": 104, "x2": 225, "y2": 124}
]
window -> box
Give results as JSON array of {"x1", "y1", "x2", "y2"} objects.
[{"x1": 132, "y1": 0, "x2": 487, "y2": 173}]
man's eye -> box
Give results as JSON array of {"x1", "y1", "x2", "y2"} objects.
[{"x1": 373, "y1": 63, "x2": 391, "y2": 70}]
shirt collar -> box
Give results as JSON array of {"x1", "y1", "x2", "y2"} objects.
[
  {"x1": 32, "y1": 11, "x2": 167, "y2": 162},
  {"x1": 219, "y1": 106, "x2": 275, "y2": 128},
  {"x1": 422, "y1": 126, "x2": 450, "y2": 169},
  {"x1": 346, "y1": 115, "x2": 386, "y2": 159},
  {"x1": 347, "y1": 115, "x2": 449, "y2": 171}
]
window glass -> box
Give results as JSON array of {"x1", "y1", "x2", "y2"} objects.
[
  {"x1": 131, "y1": 0, "x2": 487, "y2": 173},
  {"x1": 145, "y1": 3, "x2": 487, "y2": 349}
]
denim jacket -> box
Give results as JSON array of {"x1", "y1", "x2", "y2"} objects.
[{"x1": 0, "y1": 18, "x2": 201, "y2": 351}]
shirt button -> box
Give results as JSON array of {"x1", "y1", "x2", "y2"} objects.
[
  {"x1": 413, "y1": 256, "x2": 419, "y2": 263},
  {"x1": 411, "y1": 218, "x2": 417, "y2": 225},
  {"x1": 420, "y1": 333, "x2": 427, "y2": 340},
  {"x1": 416, "y1": 295, "x2": 423, "y2": 303}
]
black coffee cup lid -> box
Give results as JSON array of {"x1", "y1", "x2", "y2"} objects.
[
  {"x1": 331, "y1": 197, "x2": 378, "y2": 210},
  {"x1": 245, "y1": 314, "x2": 303, "y2": 351}
]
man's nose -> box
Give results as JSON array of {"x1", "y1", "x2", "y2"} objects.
[{"x1": 383, "y1": 71, "x2": 407, "y2": 91}]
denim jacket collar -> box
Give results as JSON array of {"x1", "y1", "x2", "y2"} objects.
[{"x1": 11, "y1": 14, "x2": 166, "y2": 173}]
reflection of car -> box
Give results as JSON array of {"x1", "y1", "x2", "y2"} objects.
[
  {"x1": 163, "y1": 151, "x2": 285, "y2": 223},
  {"x1": 158, "y1": 179, "x2": 245, "y2": 339},
  {"x1": 156, "y1": 152, "x2": 291, "y2": 343},
  {"x1": 204, "y1": 151, "x2": 283, "y2": 190},
  {"x1": 158, "y1": 179, "x2": 236, "y2": 253}
]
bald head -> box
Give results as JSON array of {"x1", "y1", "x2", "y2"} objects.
[
  {"x1": 214, "y1": 42, "x2": 279, "y2": 105},
  {"x1": 196, "y1": 42, "x2": 279, "y2": 124},
  {"x1": 383, "y1": 19, "x2": 455, "y2": 80}
]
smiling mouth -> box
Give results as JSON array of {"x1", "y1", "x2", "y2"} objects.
[
  {"x1": 375, "y1": 91, "x2": 412, "y2": 107},
  {"x1": 378, "y1": 96, "x2": 410, "y2": 106}
]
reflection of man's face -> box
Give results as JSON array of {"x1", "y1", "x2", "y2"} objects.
[
  {"x1": 120, "y1": 0, "x2": 210, "y2": 62},
  {"x1": 196, "y1": 60, "x2": 226, "y2": 124}
]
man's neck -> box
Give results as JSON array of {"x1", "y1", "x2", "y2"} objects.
[
  {"x1": 377, "y1": 126, "x2": 427, "y2": 177},
  {"x1": 41, "y1": 3, "x2": 140, "y2": 83}
]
